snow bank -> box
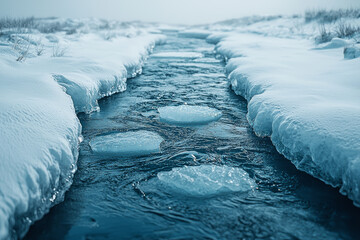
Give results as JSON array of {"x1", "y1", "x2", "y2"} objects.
[
  {"x1": 0, "y1": 19, "x2": 166, "y2": 239},
  {"x1": 157, "y1": 165, "x2": 256, "y2": 196},
  {"x1": 214, "y1": 33, "x2": 360, "y2": 206},
  {"x1": 33, "y1": 33, "x2": 165, "y2": 113},
  {"x1": 90, "y1": 131, "x2": 163, "y2": 157},
  {"x1": 0, "y1": 57, "x2": 81, "y2": 240},
  {"x1": 158, "y1": 105, "x2": 222, "y2": 125}
]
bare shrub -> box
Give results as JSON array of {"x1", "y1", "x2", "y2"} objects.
[
  {"x1": 305, "y1": 9, "x2": 360, "y2": 23},
  {"x1": 12, "y1": 36, "x2": 31, "y2": 62},
  {"x1": 315, "y1": 24, "x2": 333, "y2": 43},
  {"x1": 0, "y1": 17, "x2": 35, "y2": 32},
  {"x1": 335, "y1": 21, "x2": 360, "y2": 38},
  {"x1": 52, "y1": 43, "x2": 67, "y2": 57},
  {"x1": 34, "y1": 38, "x2": 45, "y2": 56}
]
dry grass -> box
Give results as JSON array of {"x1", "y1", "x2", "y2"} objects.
[{"x1": 305, "y1": 9, "x2": 360, "y2": 23}]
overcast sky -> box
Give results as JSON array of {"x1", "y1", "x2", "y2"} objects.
[{"x1": 1, "y1": 0, "x2": 360, "y2": 24}]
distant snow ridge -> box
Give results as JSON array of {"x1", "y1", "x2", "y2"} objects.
[
  {"x1": 212, "y1": 33, "x2": 360, "y2": 206},
  {"x1": 157, "y1": 165, "x2": 256, "y2": 196},
  {"x1": 158, "y1": 105, "x2": 222, "y2": 125},
  {"x1": 90, "y1": 131, "x2": 164, "y2": 157}
]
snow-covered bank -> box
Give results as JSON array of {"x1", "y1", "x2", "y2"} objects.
[
  {"x1": 212, "y1": 32, "x2": 360, "y2": 206},
  {"x1": 0, "y1": 19, "x2": 165, "y2": 239}
]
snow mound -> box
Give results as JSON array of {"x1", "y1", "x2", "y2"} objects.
[
  {"x1": 157, "y1": 165, "x2": 256, "y2": 196},
  {"x1": 90, "y1": 131, "x2": 164, "y2": 157},
  {"x1": 151, "y1": 51, "x2": 203, "y2": 59},
  {"x1": 344, "y1": 45, "x2": 360, "y2": 59},
  {"x1": 214, "y1": 33, "x2": 360, "y2": 206},
  {"x1": 158, "y1": 105, "x2": 222, "y2": 125}
]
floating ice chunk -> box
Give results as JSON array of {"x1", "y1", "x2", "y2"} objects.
[
  {"x1": 157, "y1": 165, "x2": 256, "y2": 196},
  {"x1": 151, "y1": 52, "x2": 203, "y2": 59},
  {"x1": 90, "y1": 131, "x2": 163, "y2": 157},
  {"x1": 158, "y1": 105, "x2": 222, "y2": 125}
]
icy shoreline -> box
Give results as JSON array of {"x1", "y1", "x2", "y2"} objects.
[
  {"x1": 0, "y1": 20, "x2": 166, "y2": 239},
  {"x1": 210, "y1": 32, "x2": 360, "y2": 207}
]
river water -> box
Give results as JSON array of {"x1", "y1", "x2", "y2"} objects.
[{"x1": 26, "y1": 33, "x2": 360, "y2": 240}]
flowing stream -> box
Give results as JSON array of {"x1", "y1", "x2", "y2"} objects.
[{"x1": 26, "y1": 33, "x2": 360, "y2": 240}]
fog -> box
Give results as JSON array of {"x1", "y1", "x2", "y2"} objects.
[{"x1": 1, "y1": 0, "x2": 360, "y2": 24}]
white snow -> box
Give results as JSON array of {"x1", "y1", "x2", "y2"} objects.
[
  {"x1": 0, "y1": 19, "x2": 166, "y2": 239},
  {"x1": 151, "y1": 51, "x2": 203, "y2": 59},
  {"x1": 157, "y1": 165, "x2": 256, "y2": 196},
  {"x1": 90, "y1": 131, "x2": 164, "y2": 157},
  {"x1": 0, "y1": 63, "x2": 81, "y2": 240},
  {"x1": 158, "y1": 105, "x2": 222, "y2": 125},
  {"x1": 213, "y1": 32, "x2": 360, "y2": 206}
]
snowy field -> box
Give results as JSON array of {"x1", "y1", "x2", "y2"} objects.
[{"x1": 0, "y1": 9, "x2": 360, "y2": 239}]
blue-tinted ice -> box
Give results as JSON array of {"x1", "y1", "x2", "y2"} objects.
[
  {"x1": 158, "y1": 105, "x2": 222, "y2": 125},
  {"x1": 90, "y1": 130, "x2": 163, "y2": 156},
  {"x1": 157, "y1": 165, "x2": 256, "y2": 196}
]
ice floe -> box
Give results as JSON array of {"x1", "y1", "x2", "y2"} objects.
[
  {"x1": 90, "y1": 131, "x2": 164, "y2": 157},
  {"x1": 157, "y1": 165, "x2": 256, "y2": 196},
  {"x1": 158, "y1": 105, "x2": 222, "y2": 125}
]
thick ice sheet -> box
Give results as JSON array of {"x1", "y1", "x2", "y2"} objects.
[
  {"x1": 158, "y1": 105, "x2": 222, "y2": 125},
  {"x1": 214, "y1": 33, "x2": 360, "y2": 206},
  {"x1": 90, "y1": 131, "x2": 164, "y2": 156},
  {"x1": 157, "y1": 165, "x2": 256, "y2": 196}
]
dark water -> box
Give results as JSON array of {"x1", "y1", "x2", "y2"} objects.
[{"x1": 26, "y1": 34, "x2": 360, "y2": 240}]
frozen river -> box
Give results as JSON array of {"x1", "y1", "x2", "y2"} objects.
[{"x1": 26, "y1": 33, "x2": 360, "y2": 240}]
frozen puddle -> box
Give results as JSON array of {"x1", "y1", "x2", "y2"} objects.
[
  {"x1": 151, "y1": 52, "x2": 203, "y2": 59},
  {"x1": 157, "y1": 165, "x2": 256, "y2": 196},
  {"x1": 90, "y1": 130, "x2": 163, "y2": 157},
  {"x1": 158, "y1": 105, "x2": 222, "y2": 125}
]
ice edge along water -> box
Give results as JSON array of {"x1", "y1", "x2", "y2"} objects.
[
  {"x1": 0, "y1": 33, "x2": 166, "y2": 240},
  {"x1": 209, "y1": 32, "x2": 360, "y2": 207}
]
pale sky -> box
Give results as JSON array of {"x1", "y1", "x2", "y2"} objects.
[{"x1": 1, "y1": 0, "x2": 360, "y2": 24}]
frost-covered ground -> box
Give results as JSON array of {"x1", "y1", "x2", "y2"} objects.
[
  {"x1": 178, "y1": 10, "x2": 360, "y2": 206},
  {"x1": 0, "y1": 18, "x2": 165, "y2": 240}
]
